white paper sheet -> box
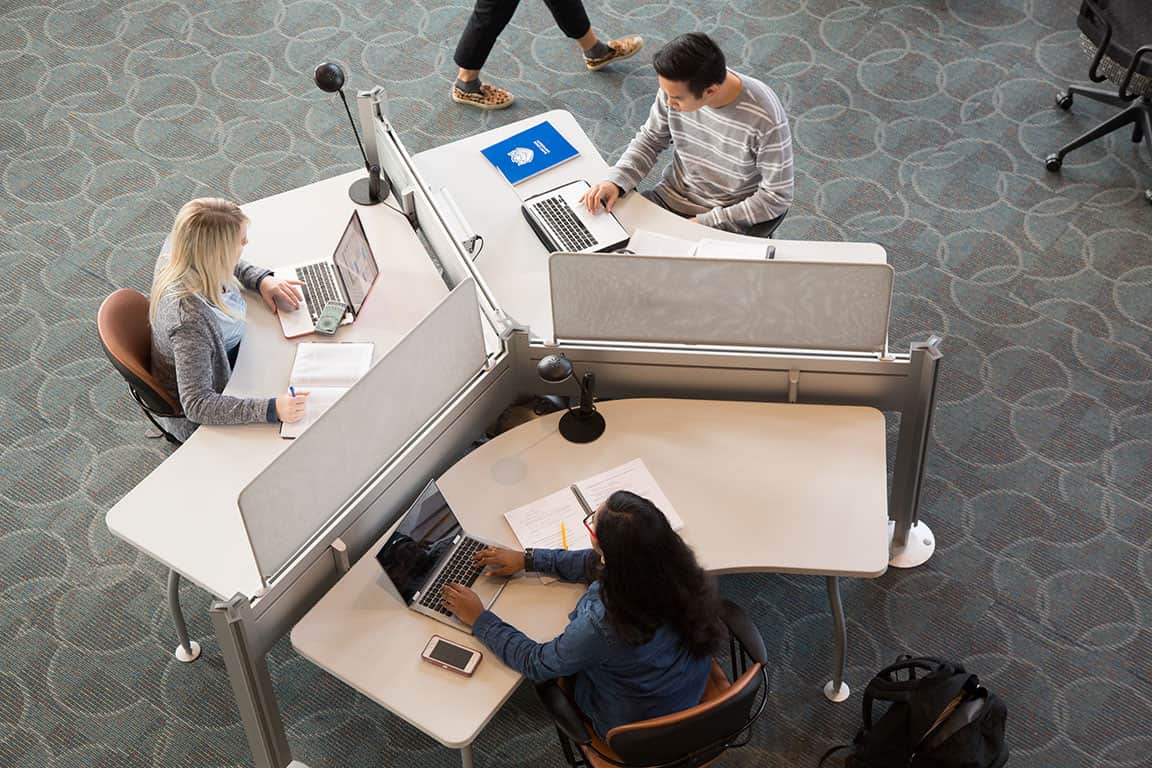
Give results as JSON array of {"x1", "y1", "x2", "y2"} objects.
[
  {"x1": 627, "y1": 228, "x2": 699, "y2": 258},
  {"x1": 280, "y1": 342, "x2": 374, "y2": 438},
  {"x1": 502, "y1": 458, "x2": 682, "y2": 554},
  {"x1": 573, "y1": 458, "x2": 684, "y2": 530},
  {"x1": 288, "y1": 342, "x2": 374, "y2": 389},
  {"x1": 279, "y1": 387, "x2": 349, "y2": 439},
  {"x1": 696, "y1": 237, "x2": 770, "y2": 261}
]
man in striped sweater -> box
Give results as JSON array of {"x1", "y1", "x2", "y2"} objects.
[{"x1": 581, "y1": 33, "x2": 793, "y2": 237}]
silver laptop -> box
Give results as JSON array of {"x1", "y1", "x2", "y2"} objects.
[
  {"x1": 375, "y1": 479, "x2": 509, "y2": 633},
  {"x1": 277, "y1": 211, "x2": 380, "y2": 338},
  {"x1": 522, "y1": 179, "x2": 630, "y2": 254}
]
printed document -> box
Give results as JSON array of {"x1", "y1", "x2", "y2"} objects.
[
  {"x1": 504, "y1": 458, "x2": 683, "y2": 553},
  {"x1": 280, "y1": 342, "x2": 374, "y2": 439}
]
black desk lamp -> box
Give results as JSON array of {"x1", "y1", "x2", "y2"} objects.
[
  {"x1": 537, "y1": 354, "x2": 605, "y2": 443},
  {"x1": 313, "y1": 62, "x2": 385, "y2": 206}
]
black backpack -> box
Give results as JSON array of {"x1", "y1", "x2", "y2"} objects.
[{"x1": 819, "y1": 656, "x2": 1009, "y2": 768}]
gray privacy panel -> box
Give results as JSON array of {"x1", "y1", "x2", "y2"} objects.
[
  {"x1": 550, "y1": 254, "x2": 893, "y2": 352},
  {"x1": 239, "y1": 280, "x2": 487, "y2": 582}
]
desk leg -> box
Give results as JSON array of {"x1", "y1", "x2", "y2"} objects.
[
  {"x1": 168, "y1": 570, "x2": 201, "y2": 662},
  {"x1": 460, "y1": 744, "x2": 474, "y2": 768},
  {"x1": 823, "y1": 576, "x2": 850, "y2": 702}
]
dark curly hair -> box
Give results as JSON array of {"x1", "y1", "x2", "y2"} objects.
[{"x1": 593, "y1": 490, "x2": 723, "y2": 656}]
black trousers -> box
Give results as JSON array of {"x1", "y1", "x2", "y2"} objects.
[{"x1": 454, "y1": 0, "x2": 592, "y2": 71}]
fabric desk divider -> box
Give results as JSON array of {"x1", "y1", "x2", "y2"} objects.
[
  {"x1": 549, "y1": 253, "x2": 894, "y2": 353},
  {"x1": 238, "y1": 279, "x2": 488, "y2": 584}
]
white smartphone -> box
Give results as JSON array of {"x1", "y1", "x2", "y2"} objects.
[{"x1": 421, "y1": 635, "x2": 482, "y2": 676}]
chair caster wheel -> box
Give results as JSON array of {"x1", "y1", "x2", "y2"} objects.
[
  {"x1": 1045, "y1": 154, "x2": 1062, "y2": 172},
  {"x1": 1055, "y1": 91, "x2": 1073, "y2": 110}
]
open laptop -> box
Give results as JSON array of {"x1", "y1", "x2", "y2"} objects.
[
  {"x1": 375, "y1": 479, "x2": 509, "y2": 633},
  {"x1": 521, "y1": 179, "x2": 629, "y2": 254},
  {"x1": 277, "y1": 210, "x2": 380, "y2": 338}
]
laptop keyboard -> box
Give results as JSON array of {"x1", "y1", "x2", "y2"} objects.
[
  {"x1": 532, "y1": 195, "x2": 597, "y2": 251},
  {"x1": 297, "y1": 263, "x2": 343, "y2": 322},
  {"x1": 418, "y1": 536, "x2": 488, "y2": 616}
]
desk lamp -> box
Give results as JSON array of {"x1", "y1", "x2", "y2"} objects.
[
  {"x1": 313, "y1": 62, "x2": 385, "y2": 206},
  {"x1": 537, "y1": 354, "x2": 605, "y2": 443}
]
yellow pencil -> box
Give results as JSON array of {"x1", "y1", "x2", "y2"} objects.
[{"x1": 560, "y1": 521, "x2": 569, "y2": 550}]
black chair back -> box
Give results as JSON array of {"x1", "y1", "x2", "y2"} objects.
[
  {"x1": 604, "y1": 663, "x2": 765, "y2": 768},
  {"x1": 1078, "y1": 0, "x2": 1152, "y2": 72}
]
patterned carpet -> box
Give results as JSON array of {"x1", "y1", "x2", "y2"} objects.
[{"x1": 2, "y1": 0, "x2": 1150, "y2": 766}]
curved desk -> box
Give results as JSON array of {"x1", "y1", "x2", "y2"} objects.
[
  {"x1": 105, "y1": 171, "x2": 449, "y2": 646},
  {"x1": 413, "y1": 109, "x2": 887, "y2": 341},
  {"x1": 292, "y1": 397, "x2": 888, "y2": 768}
]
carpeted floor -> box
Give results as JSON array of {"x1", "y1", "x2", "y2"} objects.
[{"x1": 1, "y1": 1, "x2": 1150, "y2": 766}]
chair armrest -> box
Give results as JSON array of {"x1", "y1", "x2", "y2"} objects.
[
  {"x1": 1082, "y1": 0, "x2": 1113, "y2": 84},
  {"x1": 1120, "y1": 45, "x2": 1152, "y2": 100},
  {"x1": 718, "y1": 599, "x2": 768, "y2": 666},
  {"x1": 535, "y1": 681, "x2": 593, "y2": 744}
]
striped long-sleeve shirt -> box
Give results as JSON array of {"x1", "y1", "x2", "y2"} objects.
[{"x1": 605, "y1": 72, "x2": 794, "y2": 232}]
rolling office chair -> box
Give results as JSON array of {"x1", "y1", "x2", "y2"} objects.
[
  {"x1": 97, "y1": 288, "x2": 184, "y2": 444},
  {"x1": 97, "y1": 288, "x2": 202, "y2": 662},
  {"x1": 1046, "y1": 0, "x2": 1152, "y2": 203},
  {"x1": 535, "y1": 599, "x2": 769, "y2": 768}
]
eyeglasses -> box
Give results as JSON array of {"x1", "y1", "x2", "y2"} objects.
[{"x1": 583, "y1": 508, "x2": 597, "y2": 542}]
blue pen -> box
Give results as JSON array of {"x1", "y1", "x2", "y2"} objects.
[{"x1": 290, "y1": 386, "x2": 296, "y2": 398}]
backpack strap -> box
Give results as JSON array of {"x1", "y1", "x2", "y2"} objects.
[
  {"x1": 816, "y1": 743, "x2": 851, "y2": 767},
  {"x1": 861, "y1": 658, "x2": 971, "y2": 734}
]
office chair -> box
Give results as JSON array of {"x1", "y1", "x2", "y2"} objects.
[
  {"x1": 97, "y1": 288, "x2": 203, "y2": 662},
  {"x1": 535, "y1": 599, "x2": 769, "y2": 768},
  {"x1": 1046, "y1": 0, "x2": 1152, "y2": 203},
  {"x1": 97, "y1": 288, "x2": 184, "y2": 444}
]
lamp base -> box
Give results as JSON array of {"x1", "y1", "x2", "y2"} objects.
[
  {"x1": 558, "y1": 409, "x2": 605, "y2": 443},
  {"x1": 348, "y1": 177, "x2": 380, "y2": 206}
]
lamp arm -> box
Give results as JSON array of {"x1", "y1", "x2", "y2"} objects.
[
  {"x1": 577, "y1": 371, "x2": 596, "y2": 414},
  {"x1": 337, "y1": 89, "x2": 371, "y2": 171}
]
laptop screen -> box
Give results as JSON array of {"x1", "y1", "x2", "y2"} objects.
[
  {"x1": 332, "y1": 211, "x2": 380, "y2": 315},
  {"x1": 375, "y1": 480, "x2": 462, "y2": 604}
]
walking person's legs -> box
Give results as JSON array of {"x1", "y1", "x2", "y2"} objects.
[
  {"x1": 452, "y1": 0, "x2": 644, "y2": 109},
  {"x1": 452, "y1": 0, "x2": 520, "y2": 109}
]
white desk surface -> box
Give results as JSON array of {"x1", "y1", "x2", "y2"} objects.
[
  {"x1": 105, "y1": 171, "x2": 449, "y2": 600},
  {"x1": 292, "y1": 397, "x2": 888, "y2": 750},
  {"x1": 412, "y1": 110, "x2": 886, "y2": 341}
]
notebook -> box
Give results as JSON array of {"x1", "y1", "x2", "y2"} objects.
[
  {"x1": 280, "y1": 342, "x2": 374, "y2": 439},
  {"x1": 503, "y1": 458, "x2": 683, "y2": 553},
  {"x1": 481, "y1": 120, "x2": 580, "y2": 185}
]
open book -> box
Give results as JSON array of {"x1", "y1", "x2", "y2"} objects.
[
  {"x1": 504, "y1": 458, "x2": 683, "y2": 553},
  {"x1": 628, "y1": 228, "x2": 775, "y2": 260},
  {"x1": 280, "y1": 342, "x2": 374, "y2": 439}
]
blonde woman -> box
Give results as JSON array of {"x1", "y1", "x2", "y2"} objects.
[{"x1": 150, "y1": 198, "x2": 308, "y2": 441}]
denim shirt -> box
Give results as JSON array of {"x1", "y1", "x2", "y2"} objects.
[{"x1": 471, "y1": 549, "x2": 711, "y2": 738}]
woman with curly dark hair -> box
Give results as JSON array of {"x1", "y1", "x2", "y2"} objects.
[{"x1": 442, "y1": 490, "x2": 724, "y2": 737}]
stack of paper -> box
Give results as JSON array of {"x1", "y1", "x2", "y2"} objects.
[
  {"x1": 503, "y1": 458, "x2": 683, "y2": 552},
  {"x1": 280, "y1": 342, "x2": 374, "y2": 439}
]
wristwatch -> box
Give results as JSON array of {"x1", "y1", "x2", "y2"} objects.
[{"x1": 523, "y1": 548, "x2": 535, "y2": 573}]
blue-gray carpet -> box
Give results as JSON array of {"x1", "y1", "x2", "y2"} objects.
[{"x1": 2, "y1": 1, "x2": 1150, "y2": 766}]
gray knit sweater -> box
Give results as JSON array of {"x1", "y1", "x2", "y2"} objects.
[
  {"x1": 605, "y1": 71, "x2": 793, "y2": 232},
  {"x1": 150, "y1": 257, "x2": 275, "y2": 442}
]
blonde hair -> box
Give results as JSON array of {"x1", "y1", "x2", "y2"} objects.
[{"x1": 150, "y1": 198, "x2": 249, "y2": 322}]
